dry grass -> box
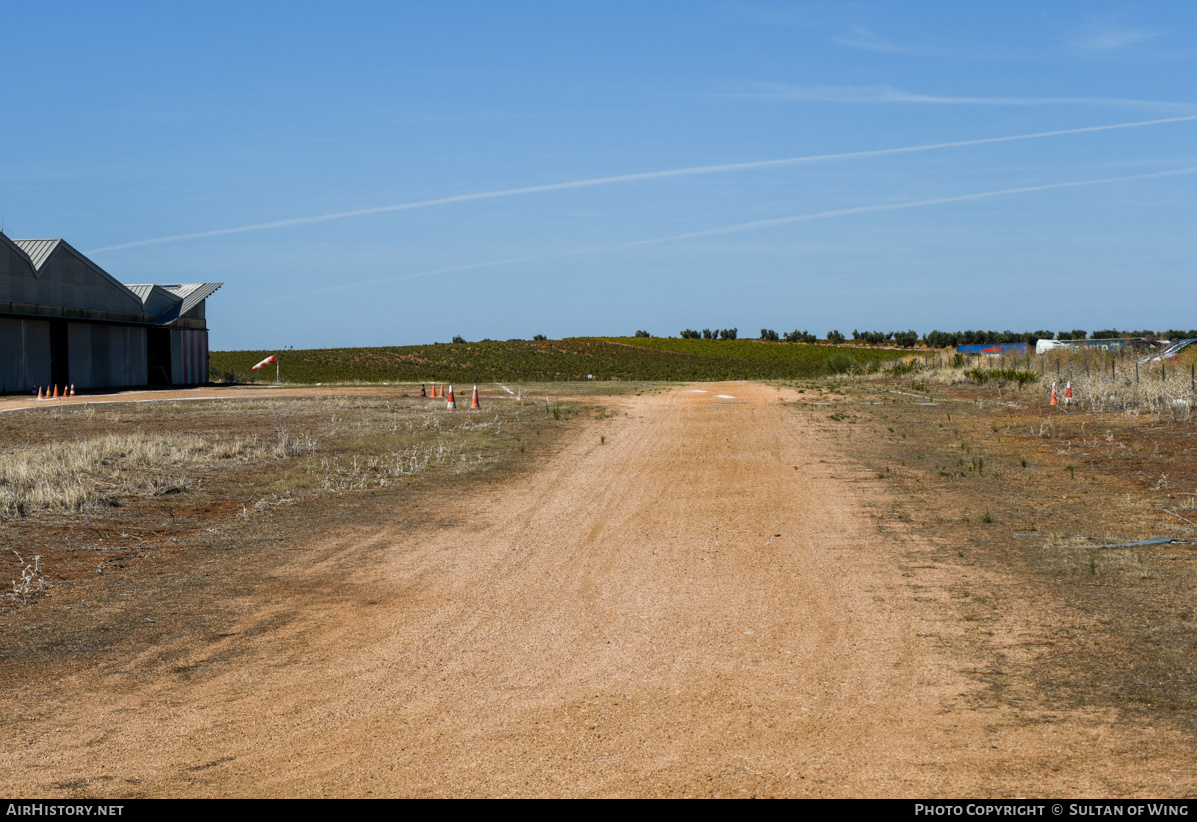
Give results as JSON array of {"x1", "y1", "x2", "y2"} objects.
[
  {"x1": 0, "y1": 395, "x2": 558, "y2": 518},
  {"x1": 1036, "y1": 534, "x2": 1158, "y2": 583},
  {"x1": 1053, "y1": 368, "x2": 1197, "y2": 420},
  {"x1": 315, "y1": 439, "x2": 480, "y2": 490},
  {"x1": 0, "y1": 433, "x2": 273, "y2": 517},
  {"x1": 901, "y1": 352, "x2": 1197, "y2": 420}
]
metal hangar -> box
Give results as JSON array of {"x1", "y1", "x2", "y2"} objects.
[{"x1": 0, "y1": 231, "x2": 221, "y2": 394}]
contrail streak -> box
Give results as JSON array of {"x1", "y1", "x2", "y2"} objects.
[
  {"x1": 616, "y1": 165, "x2": 1197, "y2": 246},
  {"x1": 271, "y1": 164, "x2": 1197, "y2": 302},
  {"x1": 88, "y1": 114, "x2": 1197, "y2": 254}
]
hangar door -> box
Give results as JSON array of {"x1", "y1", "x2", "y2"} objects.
[
  {"x1": 0, "y1": 317, "x2": 51, "y2": 394},
  {"x1": 67, "y1": 322, "x2": 148, "y2": 389}
]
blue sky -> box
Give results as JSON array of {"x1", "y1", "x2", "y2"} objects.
[{"x1": 2, "y1": 2, "x2": 1195, "y2": 348}]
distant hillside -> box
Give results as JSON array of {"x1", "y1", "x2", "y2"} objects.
[{"x1": 210, "y1": 338, "x2": 918, "y2": 384}]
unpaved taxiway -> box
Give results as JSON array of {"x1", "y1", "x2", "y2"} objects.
[{"x1": 1, "y1": 382, "x2": 1190, "y2": 796}]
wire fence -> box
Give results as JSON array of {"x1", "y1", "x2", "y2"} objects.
[{"x1": 888, "y1": 349, "x2": 1197, "y2": 421}]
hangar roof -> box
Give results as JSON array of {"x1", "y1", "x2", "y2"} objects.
[
  {"x1": 126, "y1": 282, "x2": 223, "y2": 321},
  {"x1": 12, "y1": 238, "x2": 60, "y2": 269},
  {"x1": 2, "y1": 232, "x2": 221, "y2": 327}
]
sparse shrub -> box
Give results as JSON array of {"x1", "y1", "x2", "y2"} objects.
[
  {"x1": 888, "y1": 361, "x2": 920, "y2": 377},
  {"x1": 964, "y1": 367, "x2": 1039, "y2": 388},
  {"x1": 823, "y1": 352, "x2": 858, "y2": 375},
  {"x1": 7, "y1": 550, "x2": 45, "y2": 605}
]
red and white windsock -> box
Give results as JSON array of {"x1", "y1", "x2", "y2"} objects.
[{"x1": 252, "y1": 355, "x2": 278, "y2": 370}]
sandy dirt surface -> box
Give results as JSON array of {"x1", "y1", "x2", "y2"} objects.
[{"x1": 1, "y1": 382, "x2": 1192, "y2": 797}]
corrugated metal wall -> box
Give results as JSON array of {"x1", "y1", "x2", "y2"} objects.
[
  {"x1": 0, "y1": 317, "x2": 51, "y2": 393},
  {"x1": 68, "y1": 323, "x2": 148, "y2": 389},
  {"x1": 2, "y1": 245, "x2": 144, "y2": 315},
  {"x1": 170, "y1": 328, "x2": 208, "y2": 384}
]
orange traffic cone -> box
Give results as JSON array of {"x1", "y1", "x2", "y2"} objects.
[
  {"x1": 446, "y1": 385, "x2": 456, "y2": 410},
  {"x1": 1065, "y1": 381, "x2": 1072, "y2": 407},
  {"x1": 1050, "y1": 381, "x2": 1058, "y2": 406},
  {"x1": 470, "y1": 385, "x2": 480, "y2": 410},
  {"x1": 69, "y1": 384, "x2": 75, "y2": 397},
  {"x1": 52, "y1": 384, "x2": 59, "y2": 398},
  {"x1": 433, "y1": 383, "x2": 439, "y2": 398},
  {"x1": 36, "y1": 386, "x2": 44, "y2": 400}
]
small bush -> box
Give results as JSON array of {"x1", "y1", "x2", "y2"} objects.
[
  {"x1": 964, "y1": 367, "x2": 1039, "y2": 388},
  {"x1": 823, "y1": 352, "x2": 858, "y2": 375},
  {"x1": 887, "y1": 361, "x2": 921, "y2": 377},
  {"x1": 7, "y1": 550, "x2": 45, "y2": 605}
]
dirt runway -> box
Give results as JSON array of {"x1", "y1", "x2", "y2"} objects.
[{"x1": 2, "y1": 382, "x2": 1189, "y2": 796}]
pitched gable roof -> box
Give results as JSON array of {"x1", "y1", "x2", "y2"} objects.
[
  {"x1": 12, "y1": 238, "x2": 60, "y2": 269},
  {"x1": 12, "y1": 238, "x2": 146, "y2": 299},
  {"x1": 163, "y1": 282, "x2": 222, "y2": 316},
  {"x1": 124, "y1": 282, "x2": 222, "y2": 322},
  {"x1": 0, "y1": 234, "x2": 37, "y2": 274},
  {"x1": 1, "y1": 231, "x2": 221, "y2": 326}
]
